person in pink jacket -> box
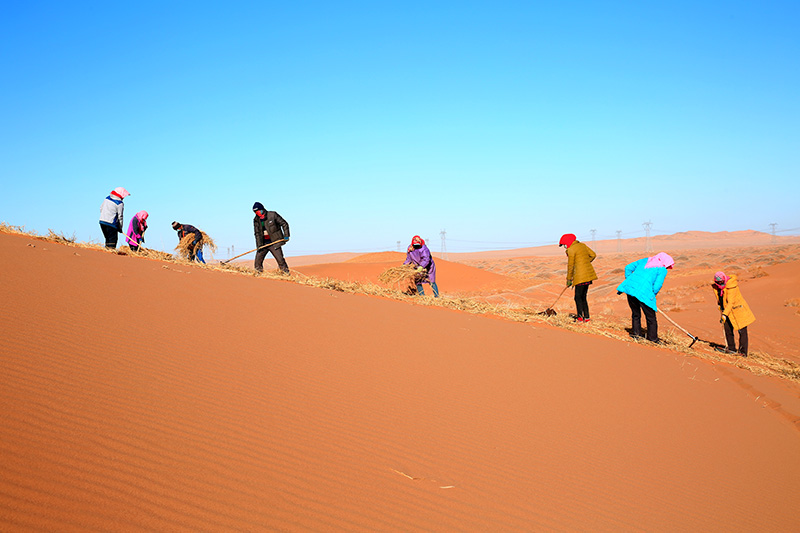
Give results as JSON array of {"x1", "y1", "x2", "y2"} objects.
[{"x1": 125, "y1": 211, "x2": 149, "y2": 252}]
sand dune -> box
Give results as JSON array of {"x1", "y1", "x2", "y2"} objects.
[
  {"x1": 294, "y1": 251, "x2": 526, "y2": 295},
  {"x1": 2, "y1": 230, "x2": 800, "y2": 531}
]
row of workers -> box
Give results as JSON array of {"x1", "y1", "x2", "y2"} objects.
[
  {"x1": 560, "y1": 233, "x2": 754, "y2": 356},
  {"x1": 99, "y1": 188, "x2": 292, "y2": 272}
]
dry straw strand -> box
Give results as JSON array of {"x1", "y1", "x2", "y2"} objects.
[
  {"x1": 378, "y1": 264, "x2": 420, "y2": 285},
  {"x1": 174, "y1": 231, "x2": 217, "y2": 259}
]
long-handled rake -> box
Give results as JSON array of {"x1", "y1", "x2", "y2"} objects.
[
  {"x1": 221, "y1": 239, "x2": 287, "y2": 265},
  {"x1": 539, "y1": 286, "x2": 569, "y2": 316},
  {"x1": 124, "y1": 234, "x2": 146, "y2": 250},
  {"x1": 657, "y1": 308, "x2": 726, "y2": 350}
]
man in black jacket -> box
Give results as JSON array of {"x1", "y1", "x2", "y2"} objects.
[{"x1": 252, "y1": 202, "x2": 290, "y2": 273}]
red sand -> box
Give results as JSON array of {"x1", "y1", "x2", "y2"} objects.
[{"x1": 2, "y1": 231, "x2": 800, "y2": 531}]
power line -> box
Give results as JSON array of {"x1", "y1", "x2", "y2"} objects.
[
  {"x1": 440, "y1": 229, "x2": 448, "y2": 260},
  {"x1": 643, "y1": 221, "x2": 653, "y2": 252}
]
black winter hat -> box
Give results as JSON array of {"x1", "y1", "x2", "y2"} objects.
[
  {"x1": 171, "y1": 221, "x2": 181, "y2": 230},
  {"x1": 253, "y1": 202, "x2": 265, "y2": 212}
]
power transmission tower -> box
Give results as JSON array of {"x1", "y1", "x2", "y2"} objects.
[
  {"x1": 616, "y1": 230, "x2": 622, "y2": 252},
  {"x1": 643, "y1": 221, "x2": 653, "y2": 252},
  {"x1": 769, "y1": 223, "x2": 777, "y2": 244},
  {"x1": 590, "y1": 229, "x2": 596, "y2": 246},
  {"x1": 440, "y1": 229, "x2": 447, "y2": 260},
  {"x1": 397, "y1": 240, "x2": 401, "y2": 252}
]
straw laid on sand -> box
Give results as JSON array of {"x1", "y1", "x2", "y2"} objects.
[{"x1": 175, "y1": 232, "x2": 217, "y2": 260}]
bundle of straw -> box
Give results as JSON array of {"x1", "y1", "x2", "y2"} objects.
[
  {"x1": 174, "y1": 231, "x2": 217, "y2": 259},
  {"x1": 378, "y1": 264, "x2": 421, "y2": 285}
]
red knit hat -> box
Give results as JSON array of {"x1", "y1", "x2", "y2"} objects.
[
  {"x1": 559, "y1": 234, "x2": 577, "y2": 247},
  {"x1": 411, "y1": 235, "x2": 425, "y2": 246}
]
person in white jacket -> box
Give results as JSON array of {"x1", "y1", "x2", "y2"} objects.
[{"x1": 99, "y1": 187, "x2": 130, "y2": 249}]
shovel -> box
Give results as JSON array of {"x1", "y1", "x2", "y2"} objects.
[
  {"x1": 221, "y1": 239, "x2": 287, "y2": 265},
  {"x1": 539, "y1": 286, "x2": 568, "y2": 316}
]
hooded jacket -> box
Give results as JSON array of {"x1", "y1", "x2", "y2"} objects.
[
  {"x1": 126, "y1": 212, "x2": 148, "y2": 245},
  {"x1": 714, "y1": 275, "x2": 755, "y2": 330},
  {"x1": 566, "y1": 241, "x2": 598, "y2": 285},
  {"x1": 403, "y1": 244, "x2": 436, "y2": 283},
  {"x1": 99, "y1": 194, "x2": 125, "y2": 231},
  {"x1": 616, "y1": 257, "x2": 668, "y2": 311}
]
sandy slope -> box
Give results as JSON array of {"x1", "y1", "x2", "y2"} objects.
[{"x1": 2, "y1": 231, "x2": 800, "y2": 531}]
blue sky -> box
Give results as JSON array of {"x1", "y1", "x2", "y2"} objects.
[{"x1": 2, "y1": 1, "x2": 798, "y2": 257}]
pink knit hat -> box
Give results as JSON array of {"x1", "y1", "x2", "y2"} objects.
[
  {"x1": 111, "y1": 187, "x2": 130, "y2": 199},
  {"x1": 713, "y1": 271, "x2": 729, "y2": 289},
  {"x1": 137, "y1": 210, "x2": 149, "y2": 221},
  {"x1": 645, "y1": 252, "x2": 675, "y2": 269}
]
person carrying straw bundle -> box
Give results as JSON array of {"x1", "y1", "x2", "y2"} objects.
[
  {"x1": 403, "y1": 235, "x2": 438, "y2": 297},
  {"x1": 559, "y1": 233, "x2": 597, "y2": 323},
  {"x1": 172, "y1": 221, "x2": 209, "y2": 263},
  {"x1": 252, "y1": 202, "x2": 290, "y2": 273}
]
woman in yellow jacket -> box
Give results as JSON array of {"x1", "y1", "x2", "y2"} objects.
[
  {"x1": 712, "y1": 271, "x2": 755, "y2": 356},
  {"x1": 559, "y1": 234, "x2": 598, "y2": 323}
]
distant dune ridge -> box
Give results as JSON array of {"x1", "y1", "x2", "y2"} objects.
[{"x1": 2, "y1": 227, "x2": 800, "y2": 531}]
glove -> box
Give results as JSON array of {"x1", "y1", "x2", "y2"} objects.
[
  {"x1": 416, "y1": 266, "x2": 425, "y2": 272},
  {"x1": 283, "y1": 237, "x2": 289, "y2": 242},
  {"x1": 617, "y1": 291, "x2": 622, "y2": 296},
  {"x1": 566, "y1": 280, "x2": 573, "y2": 287},
  {"x1": 720, "y1": 314, "x2": 727, "y2": 324}
]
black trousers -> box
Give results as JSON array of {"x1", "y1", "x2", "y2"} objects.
[
  {"x1": 724, "y1": 319, "x2": 749, "y2": 355},
  {"x1": 100, "y1": 223, "x2": 118, "y2": 249},
  {"x1": 627, "y1": 294, "x2": 658, "y2": 341},
  {"x1": 574, "y1": 283, "x2": 590, "y2": 319},
  {"x1": 255, "y1": 243, "x2": 289, "y2": 273}
]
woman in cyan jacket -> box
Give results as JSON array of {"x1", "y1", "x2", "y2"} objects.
[
  {"x1": 125, "y1": 211, "x2": 149, "y2": 252},
  {"x1": 560, "y1": 233, "x2": 598, "y2": 323},
  {"x1": 404, "y1": 235, "x2": 438, "y2": 297},
  {"x1": 712, "y1": 271, "x2": 755, "y2": 356},
  {"x1": 617, "y1": 252, "x2": 674, "y2": 342}
]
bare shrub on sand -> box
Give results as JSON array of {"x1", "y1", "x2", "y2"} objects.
[
  {"x1": 175, "y1": 232, "x2": 217, "y2": 259},
  {"x1": 750, "y1": 266, "x2": 768, "y2": 278},
  {"x1": 0, "y1": 222, "x2": 32, "y2": 235},
  {"x1": 785, "y1": 298, "x2": 800, "y2": 308},
  {"x1": 47, "y1": 229, "x2": 76, "y2": 244}
]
